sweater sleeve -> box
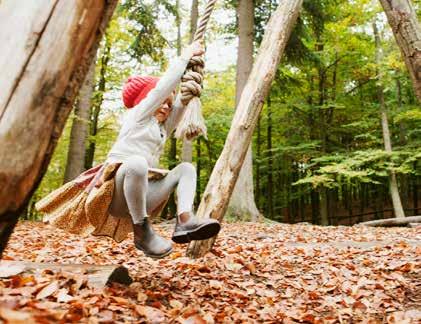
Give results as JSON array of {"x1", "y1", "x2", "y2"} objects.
[
  {"x1": 164, "y1": 94, "x2": 187, "y2": 134},
  {"x1": 132, "y1": 56, "x2": 190, "y2": 123}
]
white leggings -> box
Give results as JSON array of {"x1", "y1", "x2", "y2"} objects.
[{"x1": 108, "y1": 156, "x2": 197, "y2": 224}]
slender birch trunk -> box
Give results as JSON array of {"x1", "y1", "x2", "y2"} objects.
[
  {"x1": 266, "y1": 95, "x2": 274, "y2": 219},
  {"x1": 64, "y1": 60, "x2": 96, "y2": 183},
  {"x1": 373, "y1": 21, "x2": 406, "y2": 219},
  {"x1": 255, "y1": 116, "x2": 261, "y2": 209},
  {"x1": 85, "y1": 36, "x2": 111, "y2": 169},
  {"x1": 196, "y1": 138, "x2": 202, "y2": 207},
  {"x1": 228, "y1": 0, "x2": 261, "y2": 222},
  {"x1": 166, "y1": 0, "x2": 184, "y2": 218},
  {"x1": 181, "y1": 0, "x2": 199, "y2": 162}
]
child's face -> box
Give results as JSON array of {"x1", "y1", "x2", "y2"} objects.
[{"x1": 154, "y1": 92, "x2": 175, "y2": 123}]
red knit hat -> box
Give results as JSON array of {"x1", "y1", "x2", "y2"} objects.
[{"x1": 122, "y1": 75, "x2": 160, "y2": 108}]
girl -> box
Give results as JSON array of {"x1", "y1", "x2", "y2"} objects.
[
  {"x1": 36, "y1": 41, "x2": 220, "y2": 260},
  {"x1": 106, "y1": 40, "x2": 220, "y2": 258}
]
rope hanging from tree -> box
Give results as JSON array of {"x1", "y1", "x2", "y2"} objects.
[{"x1": 175, "y1": 0, "x2": 218, "y2": 140}]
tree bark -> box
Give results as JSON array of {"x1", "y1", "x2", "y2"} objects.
[
  {"x1": 85, "y1": 36, "x2": 111, "y2": 169},
  {"x1": 190, "y1": 0, "x2": 199, "y2": 42},
  {"x1": 181, "y1": 0, "x2": 199, "y2": 163},
  {"x1": 0, "y1": 261, "x2": 132, "y2": 288},
  {"x1": 165, "y1": 0, "x2": 184, "y2": 219},
  {"x1": 319, "y1": 188, "x2": 329, "y2": 225},
  {"x1": 378, "y1": 0, "x2": 421, "y2": 103},
  {"x1": 196, "y1": 138, "x2": 202, "y2": 207},
  {"x1": 0, "y1": 0, "x2": 118, "y2": 258},
  {"x1": 64, "y1": 60, "x2": 96, "y2": 183},
  {"x1": 266, "y1": 95, "x2": 274, "y2": 219},
  {"x1": 255, "y1": 116, "x2": 261, "y2": 209},
  {"x1": 187, "y1": 0, "x2": 303, "y2": 258},
  {"x1": 413, "y1": 161, "x2": 419, "y2": 215},
  {"x1": 373, "y1": 21, "x2": 406, "y2": 219},
  {"x1": 228, "y1": 0, "x2": 260, "y2": 222},
  {"x1": 396, "y1": 77, "x2": 406, "y2": 145}
]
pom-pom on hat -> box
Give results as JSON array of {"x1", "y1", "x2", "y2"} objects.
[{"x1": 122, "y1": 75, "x2": 160, "y2": 108}]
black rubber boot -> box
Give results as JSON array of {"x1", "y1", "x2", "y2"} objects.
[
  {"x1": 172, "y1": 212, "x2": 221, "y2": 244},
  {"x1": 133, "y1": 218, "x2": 172, "y2": 259}
]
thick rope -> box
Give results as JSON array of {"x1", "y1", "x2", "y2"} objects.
[
  {"x1": 176, "y1": 0, "x2": 217, "y2": 140},
  {"x1": 180, "y1": 57, "x2": 204, "y2": 105},
  {"x1": 193, "y1": 0, "x2": 218, "y2": 41}
]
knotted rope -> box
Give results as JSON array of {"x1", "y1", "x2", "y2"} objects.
[{"x1": 175, "y1": 0, "x2": 217, "y2": 140}]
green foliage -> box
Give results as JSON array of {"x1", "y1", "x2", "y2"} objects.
[
  {"x1": 394, "y1": 108, "x2": 421, "y2": 123},
  {"x1": 252, "y1": 0, "x2": 421, "y2": 219},
  {"x1": 294, "y1": 149, "x2": 420, "y2": 189},
  {"x1": 33, "y1": 0, "x2": 421, "y2": 224},
  {"x1": 118, "y1": 1, "x2": 176, "y2": 66}
]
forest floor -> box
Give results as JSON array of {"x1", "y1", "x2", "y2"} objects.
[{"x1": 0, "y1": 221, "x2": 420, "y2": 323}]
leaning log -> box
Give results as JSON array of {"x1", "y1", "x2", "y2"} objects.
[
  {"x1": 359, "y1": 215, "x2": 421, "y2": 227},
  {"x1": 378, "y1": 0, "x2": 421, "y2": 103},
  {"x1": 0, "y1": 261, "x2": 132, "y2": 288},
  {"x1": 186, "y1": 0, "x2": 303, "y2": 258},
  {"x1": 0, "y1": 0, "x2": 118, "y2": 258}
]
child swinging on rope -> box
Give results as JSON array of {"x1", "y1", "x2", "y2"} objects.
[{"x1": 36, "y1": 40, "x2": 220, "y2": 259}]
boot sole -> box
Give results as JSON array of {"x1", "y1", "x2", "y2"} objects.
[
  {"x1": 172, "y1": 222, "x2": 221, "y2": 244},
  {"x1": 135, "y1": 244, "x2": 173, "y2": 259}
]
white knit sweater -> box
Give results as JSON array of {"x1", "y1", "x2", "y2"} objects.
[{"x1": 106, "y1": 56, "x2": 190, "y2": 167}]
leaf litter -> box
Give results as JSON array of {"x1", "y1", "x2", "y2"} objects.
[{"x1": 0, "y1": 221, "x2": 419, "y2": 323}]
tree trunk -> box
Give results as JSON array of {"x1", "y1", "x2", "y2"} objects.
[
  {"x1": 190, "y1": 0, "x2": 199, "y2": 41},
  {"x1": 397, "y1": 76, "x2": 408, "y2": 211},
  {"x1": 317, "y1": 46, "x2": 330, "y2": 225},
  {"x1": 378, "y1": 0, "x2": 421, "y2": 103},
  {"x1": 167, "y1": 0, "x2": 184, "y2": 218},
  {"x1": 396, "y1": 77, "x2": 406, "y2": 145},
  {"x1": 319, "y1": 188, "x2": 329, "y2": 225},
  {"x1": 167, "y1": 138, "x2": 178, "y2": 218},
  {"x1": 196, "y1": 138, "x2": 201, "y2": 207},
  {"x1": 266, "y1": 95, "x2": 274, "y2": 219},
  {"x1": 413, "y1": 161, "x2": 419, "y2": 214},
  {"x1": 181, "y1": 0, "x2": 199, "y2": 162},
  {"x1": 64, "y1": 60, "x2": 96, "y2": 183},
  {"x1": 228, "y1": 0, "x2": 260, "y2": 222},
  {"x1": 0, "y1": 0, "x2": 118, "y2": 258},
  {"x1": 186, "y1": 0, "x2": 303, "y2": 258},
  {"x1": 373, "y1": 21, "x2": 406, "y2": 219},
  {"x1": 311, "y1": 190, "x2": 319, "y2": 224},
  {"x1": 255, "y1": 116, "x2": 261, "y2": 209},
  {"x1": 85, "y1": 36, "x2": 111, "y2": 169}
]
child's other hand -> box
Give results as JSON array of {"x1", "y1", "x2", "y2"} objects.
[{"x1": 181, "y1": 40, "x2": 204, "y2": 60}]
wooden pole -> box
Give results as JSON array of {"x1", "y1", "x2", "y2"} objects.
[
  {"x1": 187, "y1": 0, "x2": 303, "y2": 258},
  {"x1": 0, "y1": 0, "x2": 118, "y2": 258},
  {"x1": 378, "y1": 0, "x2": 421, "y2": 103}
]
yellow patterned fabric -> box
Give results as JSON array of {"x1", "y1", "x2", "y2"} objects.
[{"x1": 35, "y1": 163, "x2": 169, "y2": 243}]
